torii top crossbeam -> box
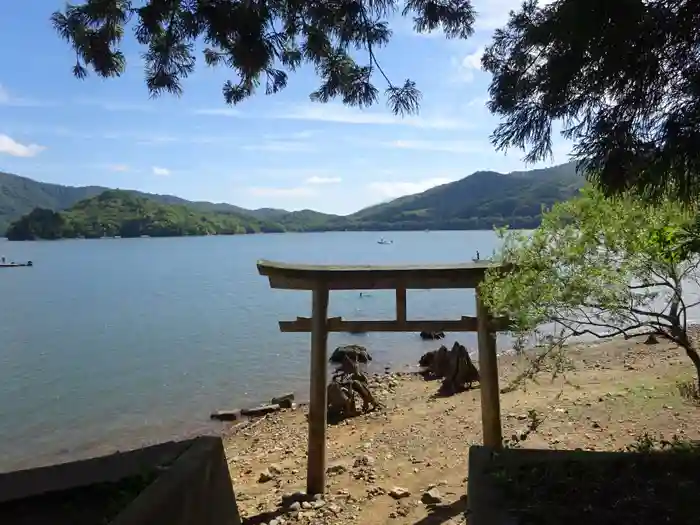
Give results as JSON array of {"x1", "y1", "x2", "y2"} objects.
[
  {"x1": 257, "y1": 259, "x2": 505, "y2": 496},
  {"x1": 257, "y1": 259, "x2": 499, "y2": 290}
]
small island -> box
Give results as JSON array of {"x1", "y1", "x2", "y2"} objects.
[{"x1": 5, "y1": 190, "x2": 286, "y2": 241}]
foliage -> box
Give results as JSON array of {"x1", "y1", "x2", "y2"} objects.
[
  {"x1": 6, "y1": 190, "x2": 286, "y2": 240},
  {"x1": 483, "y1": 0, "x2": 700, "y2": 202},
  {"x1": 51, "y1": 0, "x2": 476, "y2": 115},
  {"x1": 2, "y1": 162, "x2": 583, "y2": 235},
  {"x1": 624, "y1": 432, "x2": 700, "y2": 455},
  {"x1": 480, "y1": 186, "x2": 700, "y2": 388},
  {"x1": 6, "y1": 208, "x2": 67, "y2": 241}
]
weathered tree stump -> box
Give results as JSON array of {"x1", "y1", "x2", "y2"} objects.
[
  {"x1": 439, "y1": 342, "x2": 480, "y2": 395},
  {"x1": 419, "y1": 342, "x2": 480, "y2": 395},
  {"x1": 327, "y1": 360, "x2": 380, "y2": 421}
]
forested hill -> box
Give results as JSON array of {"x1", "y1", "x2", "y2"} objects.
[
  {"x1": 5, "y1": 190, "x2": 286, "y2": 240},
  {"x1": 2, "y1": 162, "x2": 584, "y2": 237},
  {"x1": 337, "y1": 162, "x2": 583, "y2": 230}
]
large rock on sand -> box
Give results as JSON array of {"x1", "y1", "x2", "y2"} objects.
[{"x1": 330, "y1": 344, "x2": 372, "y2": 363}]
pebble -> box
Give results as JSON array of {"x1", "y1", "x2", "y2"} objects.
[
  {"x1": 327, "y1": 463, "x2": 348, "y2": 474},
  {"x1": 258, "y1": 469, "x2": 275, "y2": 483},
  {"x1": 421, "y1": 488, "x2": 442, "y2": 505},
  {"x1": 354, "y1": 454, "x2": 375, "y2": 467},
  {"x1": 287, "y1": 502, "x2": 301, "y2": 512},
  {"x1": 389, "y1": 487, "x2": 411, "y2": 499}
]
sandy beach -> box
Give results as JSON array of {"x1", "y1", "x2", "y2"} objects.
[{"x1": 223, "y1": 336, "x2": 700, "y2": 525}]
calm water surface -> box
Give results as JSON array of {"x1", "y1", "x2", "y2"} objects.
[{"x1": 0, "y1": 231, "x2": 504, "y2": 471}]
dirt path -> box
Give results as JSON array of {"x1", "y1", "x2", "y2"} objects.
[{"x1": 223, "y1": 338, "x2": 700, "y2": 525}]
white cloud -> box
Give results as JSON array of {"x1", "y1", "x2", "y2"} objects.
[
  {"x1": 0, "y1": 84, "x2": 49, "y2": 107},
  {"x1": 152, "y1": 166, "x2": 170, "y2": 176},
  {"x1": 457, "y1": 47, "x2": 485, "y2": 82},
  {"x1": 247, "y1": 186, "x2": 317, "y2": 198},
  {"x1": 192, "y1": 108, "x2": 241, "y2": 117},
  {"x1": 386, "y1": 139, "x2": 483, "y2": 153},
  {"x1": 306, "y1": 176, "x2": 342, "y2": 184},
  {"x1": 243, "y1": 140, "x2": 315, "y2": 153},
  {"x1": 367, "y1": 177, "x2": 455, "y2": 199},
  {"x1": 276, "y1": 104, "x2": 469, "y2": 130},
  {"x1": 0, "y1": 134, "x2": 45, "y2": 157},
  {"x1": 106, "y1": 164, "x2": 130, "y2": 172},
  {"x1": 76, "y1": 99, "x2": 155, "y2": 112}
]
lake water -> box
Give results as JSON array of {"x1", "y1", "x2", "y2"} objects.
[{"x1": 0, "y1": 230, "x2": 504, "y2": 471}]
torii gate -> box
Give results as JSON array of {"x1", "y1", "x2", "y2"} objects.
[{"x1": 257, "y1": 260, "x2": 507, "y2": 495}]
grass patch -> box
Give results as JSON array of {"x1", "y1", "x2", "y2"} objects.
[{"x1": 486, "y1": 436, "x2": 700, "y2": 525}]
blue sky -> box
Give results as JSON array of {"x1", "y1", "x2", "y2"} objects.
[{"x1": 0, "y1": 1, "x2": 570, "y2": 215}]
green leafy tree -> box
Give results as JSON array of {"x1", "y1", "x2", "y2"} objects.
[
  {"x1": 483, "y1": 0, "x2": 700, "y2": 202},
  {"x1": 51, "y1": 0, "x2": 476, "y2": 114},
  {"x1": 480, "y1": 186, "x2": 700, "y2": 390},
  {"x1": 6, "y1": 208, "x2": 66, "y2": 241}
]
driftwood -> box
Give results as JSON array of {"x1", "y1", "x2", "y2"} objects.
[{"x1": 419, "y1": 342, "x2": 480, "y2": 395}]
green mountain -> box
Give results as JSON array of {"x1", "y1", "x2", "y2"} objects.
[
  {"x1": 0, "y1": 171, "x2": 326, "y2": 234},
  {"x1": 5, "y1": 190, "x2": 287, "y2": 240},
  {"x1": 338, "y1": 162, "x2": 583, "y2": 230},
  {"x1": 1, "y1": 162, "x2": 584, "y2": 238}
]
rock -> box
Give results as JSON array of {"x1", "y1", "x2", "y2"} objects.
[
  {"x1": 327, "y1": 463, "x2": 347, "y2": 474},
  {"x1": 419, "y1": 331, "x2": 445, "y2": 340},
  {"x1": 301, "y1": 501, "x2": 312, "y2": 509},
  {"x1": 241, "y1": 404, "x2": 281, "y2": 417},
  {"x1": 282, "y1": 491, "x2": 307, "y2": 503},
  {"x1": 209, "y1": 409, "x2": 242, "y2": 421},
  {"x1": 330, "y1": 344, "x2": 372, "y2": 364},
  {"x1": 287, "y1": 502, "x2": 301, "y2": 512},
  {"x1": 353, "y1": 455, "x2": 375, "y2": 467},
  {"x1": 271, "y1": 393, "x2": 295, "y2": 409},
  {"x1": 644, "y1": 334, "x2": 659, "y2": 345},
  {"x1": 312, "y1": 500, "x2": 326, "y2": 509},
  {"x1": 422, "y1": 488, "x2": 442, "y2": 505},
  {"x1": 258, "y1": 469, "x2": 275, "y2": 483},
  {"x1": 269, "y1": 463, "x2": 283, "y2": 475},
  {"x1": 389, "y1": 487, "x2": 411, "y2": 499}
]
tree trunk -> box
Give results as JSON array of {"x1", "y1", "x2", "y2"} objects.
[
  {"x1": 673, "y1": 324, "x2": 700, "y2": 392},
  {"x1": 683, "y1": 344, "x2": 700, "y2": 392}
]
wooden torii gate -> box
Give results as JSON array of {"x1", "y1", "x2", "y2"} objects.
[{"x1": 257, "y1": 260, "x2": 506, "y2": 495}]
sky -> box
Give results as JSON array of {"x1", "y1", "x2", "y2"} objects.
[{"x1": 0, "y1": 1, "x2": 570, "y2": 215}]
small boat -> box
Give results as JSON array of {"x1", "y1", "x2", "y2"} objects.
[
  {"x1": 377, "y1": 237, "x2": 393, "y2": 245},
  {"x1": 0, "y1": 260, "x2": 33, "y2": 268}
]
